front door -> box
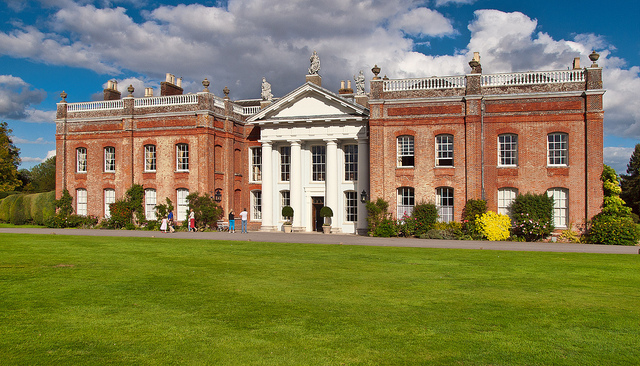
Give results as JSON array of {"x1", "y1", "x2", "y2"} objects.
[{"x1": 312, "y1": 197, "x2": 324, "y2": 232}]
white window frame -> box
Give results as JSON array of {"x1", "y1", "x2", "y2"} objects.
[
  {"x1": 397, "y1": 136, "x2": 414, "y2": 167},
  {"x1": 251, "y1": 147, "x2": 262, "y2": 182},
  {"x1": 547, "y1": 133, "x2": 568, "y2": 166},
  {"x1": 280, "y1": 190, "x2": 290, "y2": 221},
  {"x1": 252, "y1": 190, "x2": 262, "y2": 221},
  {"x1": 345, "y1": 191, "x2": 358, "y2": 222},
  {"x1": 104, "y1": 189, "x2": 115, "y2": 218},
  {"x1": 177, "y1": 188, "x2": 189, "y2": 221},
  {"x1": 145, "y1": 189, "x2": 157, "y2": 221},
  {"x1": 144, "y1": 145, "x2": 156, "y2": 172},
  {"x1": 436, "y1": 187, "x2": 454, "y2": 223},
  {"x1": 436, "y1": 134, "x2": 454, "y2": 167},
  {"x1": 76, "y1": 188, "x2": 87, "y2": 216},
  {"x1": 104, "y1": 146, "x2": 115, "y2": 172},
  {"x1": 547, "y1": 188, "x2": 568, "y2": 228},
  {"x1": 498, "y1": 134, "x2": 518, "y2": 166},
  {"x1": 280, "y1": 146, "x2": 290, "y2": 182},
  {"x1": 397, "y1": 187, "x2": 415, "y2": 218},
  {"x1": 312, "y1": 145, "x2": 326, "y2": 182},
  {"x1": 76, "y1": 147, "x2": 87, "y2": 173},
  {"x1": 497, "y1": 187, "x2": 518, "y2": 217},
  {"x1": 176, "y1": 143, "x2": 189, "y2": 171},
  {"x1": 344, "y1": 144, "x2": 358, "y2": 181}
]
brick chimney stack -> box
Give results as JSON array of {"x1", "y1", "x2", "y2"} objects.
[
  {"x1": 161, "y1": 73, "x2": 184, "y2": 96},
  {"x1": 103, "y1": 80, "x2": 121, "y2": 100}
]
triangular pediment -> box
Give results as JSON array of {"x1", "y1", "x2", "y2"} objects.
[{"x1": 248, "y1": 82, "x2": 368, "y2": 124}]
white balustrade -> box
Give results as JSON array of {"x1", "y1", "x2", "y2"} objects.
[
  {"x1": 232, "y1": 105, "x2": 243, "y2": 114},
  {"x1": 213, "y1": 96, "x2": 225, "y2": 109},
  {"x1": 383, "y1": 76, "x2": 466, "y2": 92},
  {"x1": 481, "y1": 69, "x2": 585, "y2": 87},
  {"x1": 134, "y1": 94, "x2": 198, "y2": 107},
  {"x1": 242, "y1": 106, "x2": 261, "y2": 115},
  {"x1": 67, "y1": 100, "x2": 124, "y2": 112}
]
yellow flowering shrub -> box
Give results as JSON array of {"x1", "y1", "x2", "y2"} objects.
[{"x1": 477, "y1": 211, "x2": 512, "y2": 241}]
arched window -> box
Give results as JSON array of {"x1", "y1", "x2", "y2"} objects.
[
  {"x1": 252, "y1": 190, "x2": 262, "y2": 220},
  {"x1": 547, "y1": 188, "x2": 568, "y2": 228},
  {"x1": 76, "y1": 188, "x2": 87, "y2": 216},
  {"x1": 104, "y1": 189, "x2": 115, "y2": 218},
  {"x1": 436, "y1": 187, "x2": 454, "y2": 222},
  {"x1": 176, "y1": 188, "x2": 189, "y2": 221},
  {"x1": 145, "y1": 189, "x2": 157, "y2": 220},
  {"x1": 498, "y1": 134, "x2": 518, "y2": 166},
  {"x1": 497, "y1": 187, "x2": 518, "y2": 217},
  {"x1": 436, "y1": 134, "x2": 454, "y2": 166},
  {"x1": 397, "y1": 187, "x2": 415, "y2": 218},
  {"x1": 176, "y1": 143, "x2": 189, "y2": 171},
  {"x1": 76, "y1": 147, "x2": 87, "y2": 173},
  {"x1": 104, "y1": 146, "x2": 115, "y2": 172},
  {"x1": 547, "y1": 133, "x2": 568, "y2": 166},
  {"x1": 397, "y1": 136, "x2": 414, "y2": 167},
  {"x1": 144, "y1": 145, "x2": 156, "y2": 172}
]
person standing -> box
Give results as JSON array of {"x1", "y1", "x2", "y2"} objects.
[
  {"x1": 189, "y1": 209, "x2": 196, "y2": 232},
  {"x1": 228, "y1": 210, "x2": 235, "y2": 233},
  {"x1": 160, "y1": 217, "x2": 168, "y2": 233},
  {"x1": 168, "y1": 209, "x2": 175, "y2": 233},
  {"x1": 240, "y1": 208, "x2": 248, "y2": 233}
]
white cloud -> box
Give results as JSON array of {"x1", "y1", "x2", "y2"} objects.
[
  {"x1": 45, "y1": 150, "x2": 56, "y2": 159},
  {"x1": 24, "y1": 109, "x2": 57, "y2": 123},
  {"x1": 435, "y1": 0, "x2": 476, "y2": 5},
  {"x1": 389, "y1": 7, "x2": 456, "y2": 37},
  {"x1": 12, "y1": 137, "x2": 54, "y2": 144},
  {"x1": 604, "y1": 147, "x2": 635, "y2": 174},
  {"x1": 0, "y1": 74, "x2": 47, "y2": 120},
  {"x1": 19, "y1": 150, "x2": 56, "y2": 164}
]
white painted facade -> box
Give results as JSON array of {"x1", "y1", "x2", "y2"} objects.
[{"x1": 248, "y1": 82, "x2": 370, "y2": 233}]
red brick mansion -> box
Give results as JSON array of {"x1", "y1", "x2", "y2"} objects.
[{"x1": 55, "y1": 52, "x2": 604, "y2": 233}]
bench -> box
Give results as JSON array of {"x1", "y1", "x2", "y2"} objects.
[{"x1": 217, "y1": 221, "x2": 229, "y2": 231}]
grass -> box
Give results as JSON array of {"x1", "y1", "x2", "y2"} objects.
[{"x1": 1, "y1": 234, "x2": 639, "y2": 365}]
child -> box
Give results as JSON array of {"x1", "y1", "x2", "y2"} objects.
[{"x1": 160, "y1": 217, "x2": 168, "y2": 233}]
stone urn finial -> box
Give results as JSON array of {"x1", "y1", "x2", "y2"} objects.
[
  {"x1": 223, "y1": 86, "x2": 230, "y2": 99},
  {"x1": 589, "y1": 50, "x2": 600, "y2": 67},
  {"x1": 202, "y1": 78, "x2": 210, "y2": 92},
  {"x1": 127, "y1": 84, "x2": 135, "y2": 97},
  {"x1": 371, "y1": 64, "x2": 381, "y2": 80},
  {"x1": 60, "y1": 91, "x2": 67, "y2": 103}
]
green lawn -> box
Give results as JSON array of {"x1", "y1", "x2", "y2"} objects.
[{"x1": 1, "y1": 234, "x2": 639, "y2": 365}]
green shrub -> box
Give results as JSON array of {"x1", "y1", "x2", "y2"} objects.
[
  {"x1": 511, "y1": 192, "x2": 554, "y2": 241},
  {"x1": 462, "y1": 199, "x2": 487, "y2": 238},
  {"x1": 412, "y1": 202, "x2": 438, "y2": 236},
  {"x1": 420, "y1": 229, "x2": 444, "y2": 240},
  {"x1": 22, "y1": 194, "x2": 34, "y2": 223},
  {"x1": 55, "y1": 189, "x2": 74, "y2": 216},
  {"x1": 282, "y1": 206, "x2": 294, "y2": 224},
  {"x1": 433, "y1": 221, "x2": 464, "y2": 240},
  {"x1": 371, "y1": 218, "x2": 398, "y2": 237},
  {"x1": 477, "y1": 211, "x2": 511, "y2": 241},
  {"x1": 366, "y1": 198, "x2": 393, "y2": 236},
  {"x1": 36, "y1": 191, "x2": 55, "y2": 225},
  {"x1": 586, "y1": 214, "x2": 640, "y2": 246},
  {"x1": 186, "y1": 192, "x2": 224, "y2": 230},
  {"x1": 0, "y1": 195, "x2": 17, "y2": 222},
  {"x1": 9, "y1": 195, "x2": 26, "y2": 225}
]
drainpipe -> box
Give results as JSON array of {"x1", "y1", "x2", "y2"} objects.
[{"x1": 481, "y1": 99, "x2": 485, "y2": 201}]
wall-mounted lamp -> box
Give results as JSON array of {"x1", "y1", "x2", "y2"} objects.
[
  {"x1": 214, "y1": 188, "x2": 222, "y2": 202},
  {"x1": 360, "y1": 190, "x2": 368, "y2": 204}
]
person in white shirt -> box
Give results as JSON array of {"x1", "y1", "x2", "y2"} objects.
[{"x1": 240, "y1": 208, "x2": 248, "y2": 233}]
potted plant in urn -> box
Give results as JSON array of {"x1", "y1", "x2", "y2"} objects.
[
  {"x1": 320, "y1": 206, "x2": 333, "y2": 234},
  {"x1": 282, "y1": 206, "x2": 294, "y2": 233}
]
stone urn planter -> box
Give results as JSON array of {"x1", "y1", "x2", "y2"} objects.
[
  {"x1": 320, "y1": 206, "x2": 333, "y2": 234},
  {"x1": 283, "y1": 224, "x2": 292, "y2": 233},
  {"x1": 322, "y1": 225, "x2": 331, "y2": 234},
  {"x1": 282, "y1": 206, "x2": 294, "y2": 233}
]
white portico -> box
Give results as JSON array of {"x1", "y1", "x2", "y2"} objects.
[{"x1": 248, "y1": 82, "x2": 369, "y2": 233}]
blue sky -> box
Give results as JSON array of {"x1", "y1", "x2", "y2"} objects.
[{"x1": 1, "y1": 0, "x2": 639, "y2": 173}]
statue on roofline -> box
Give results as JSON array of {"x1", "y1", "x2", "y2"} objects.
[
  {"x1": 261, "y1": 77, "x2": 272, "y2": 101},
  {"x1": 308, "y1": 50, "x2": 320, "y2": 75},
  {"x1": 354, "y1": 70, "x2": 365, "y2": 95}
]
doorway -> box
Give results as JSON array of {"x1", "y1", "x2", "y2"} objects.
[{"x1": 311, "y1": 196, "x2": 324, "y2": 232}]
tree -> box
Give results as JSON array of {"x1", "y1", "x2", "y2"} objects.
[
  {"x1": 620, "y1": 144, "x2": 640, "y2": 218},
  {"x1": 27, "y1": 156, "x2": 56, "y2": 193},
  {"x1": 0, "y1": 122, "x2": 21, "y2": 192},
  {"x1": 186, "y1": 192, "x2": 223, "y2": 229}
]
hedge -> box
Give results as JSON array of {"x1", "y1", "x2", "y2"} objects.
[{"x1": 0, "y1": 191, "x2": 56, "y2": 225}]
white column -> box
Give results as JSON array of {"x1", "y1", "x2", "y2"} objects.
[
  {"x1": 325, "y1": 139, "x2": 338, "y2": 231},
  {"x1": 357, "y1": 138, "x2": 370, "y2": 235},
  {"x1": 260, "y1": 141, "x2": 275, "y2": 231},
  {"x1": 289, "y1": 140, "x2": 303, "y2": 230}
]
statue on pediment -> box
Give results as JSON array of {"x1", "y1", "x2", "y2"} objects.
[
  {"x1": 308, "y1": 50, "x2": 320, "y2": 75},
  {"x1": 261, "y1": 77, "x2": 272, "y2": 101},
  {"x1": 354, "y1": 70, "x2": 365, "y2": 95}
]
